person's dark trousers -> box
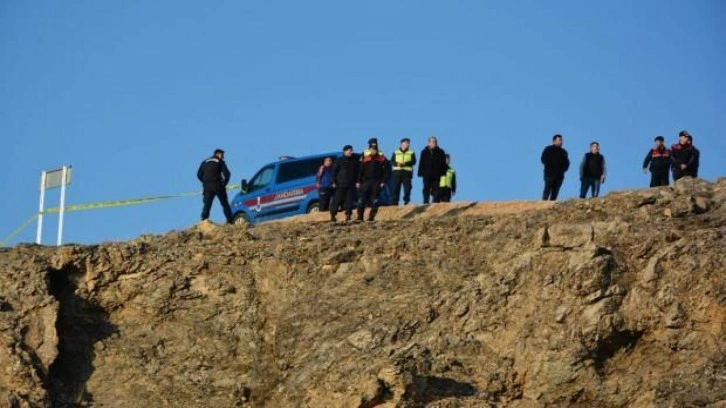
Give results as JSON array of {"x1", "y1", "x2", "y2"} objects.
[
  {"x1": 650, "y1": 172, "x2": 669, "y2": 187},
  {"x1": 423, "y1": 178, "x2": 440, "y2": 204},
  {"x1": 392, "y1": 171, "x2": 413, "y2": 205},
  {"x1": 542, "y1": 175, "x2": 564, "y2": 201},
  {"x1": 318, "y1": 187, "x2": 333, "y2": 211},
  {"x1": 357, "y1": 181, "x2": 380, "y2": 220},
  {"x1": 438, "y1": 188, "x2": 452, "y2": 203},
  {"x1": 579, "y1": 178, "x2": 601, "y2": 199},
  {"x1": 330, "y1": 187, "x2": 355, "y2": 219},
  {"x1": 201, "y1": 184, "x2": 234, "y2": 223}
]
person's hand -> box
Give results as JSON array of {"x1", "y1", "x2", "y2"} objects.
[
  {"x1": 601, "y1": 177, "x2": 606, "y2": 184},
  {"x1": 642, "y1": 168, "x2": 648, "y2": 174},
  {"x1": 356, "y1": 183, "x2": 361, "y2": 189},
  {"x1": 315, "y1": 183, "x2": 320, "y2": 188},
  {"x1": 397, "y1": 162, "x2": 405, "y2": 167},
  {"x1": 680, "y1": 164, "x2": 687, "y2": 170},
  {"x1": 332, "y1": 183, "x2": 336, "y2": 188},
  {"x1": 379, "y1": 183, "x2": 385, "y2": 188}
]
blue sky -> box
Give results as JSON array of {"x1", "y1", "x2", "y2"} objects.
[{"x1": 1, "y1": 0, "x2": 724, "y2": 245}]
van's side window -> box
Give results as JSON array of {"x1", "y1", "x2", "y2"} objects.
[
  {"x1": 249, "y1": 166, "x2": 275, "y2": 192},
  {"x1": 277, "y1": 158, "x2": 322, "y2": 184}
]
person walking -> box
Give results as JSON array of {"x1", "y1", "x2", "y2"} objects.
[
  {"x1": 671, "y1": 130, "x2": 696, "y2": 181},
  {"x1": 357, "y1": 144, "x2": 387, "y2": 221},
  {"x1": 417, "y1": 136, "x2": 447, "y2": 204},
  {"x1": 197, "y1": 148, "x2": 234, "y2": 223},
  {"x1": 330, "y1": 145, "x2": 359, "y2": 222},
  {"x1": 579, "y1": 142, "x2": 606, "y2": 198},
  {"x1": 316, "y1": 156, "x2": 334, "y2": 211},
  {"x1": 541, "y1": 134, "x2": 570, "y2": 200},
  {"x1": 390, "y1": 138, "x2": 417, "y2": 205},
  {"x1": 642, "y1": 136, "x2": 671, "y2": 187},
  {"x1": 437, "y1": 154, "x2": 457, "y2": 203}
]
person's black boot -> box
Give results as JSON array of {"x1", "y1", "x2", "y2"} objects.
[
  {"x1": 345, "y1": 214, "x2": 351, "y2": 223},
  {"x1": 368, "y1": 208, "x2": 378, "y2": 222},
  {"x1": 330, "y1": 214, "x2": 337, "y2": 223}
]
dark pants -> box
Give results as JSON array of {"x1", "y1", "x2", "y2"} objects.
[
  {"x1": 673, "y1": 168, "x2": 693, "y2": 182},
  {"x1": 542, "y1": 175, "x2": 564, "y2": 201},
  {"x1": 318, "y1": 187, "x2": 333, "y2": 211},
  {"x1": 579, "y1": 177, "x2": 601, "y2": 198},
  {"x1": 330, "y1": 186, "x2": 355, "y2": 218},
  {"x1": 202, "y1": 184, "x2": 234, "y2": 222},
  {"x1": 357, "y1": 181, "x2": 381, "y2": 220},
  {"x1": 650, "y1": 171, "x2": 669, "y2": 187},
  {"x1": 422, "y1": 178, "x2": 440, "y2": 204},
  {"x1": 392, "y1": 171, "x2": 413, "y2": 205},
  {"x1": 438, "y1": 187, "x2": 452, "y2": 203}
]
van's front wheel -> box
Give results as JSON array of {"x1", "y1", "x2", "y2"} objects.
[
  {"x1": 232, "y1": 212, "x2": 249, "y2": 225},
  {"x1": 306, "y1": 202, "x2": 319, "y2": 214}
]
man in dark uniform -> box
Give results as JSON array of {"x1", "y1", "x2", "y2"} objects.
[
  {"x1": 357, "y1": 143, "x2": 387, "y2": 221},
  {"x1": 642, "y1": 136, "x2": 671, "y2": 187},
  {"x1": 197, "y1": 148, "x2": 234, "y2": 223},
  {"x1": 671, "y1": 130, "x2": 696, "y2": 181},
  {"x1": 688, "y1": 134, "x2": 700, "y2": 178},
  {"x1": 417, "y1": 136, "x2": 447, "y2": 204},
  {"x1": 579, "y1": 142, "x2": 606, "y2": 198},
  {"x1": 541, "y1": 134, "x2": 570, "y2": 200},
  {"x1": 330, "y1": 145, "x2": 359, "y2": 223}
]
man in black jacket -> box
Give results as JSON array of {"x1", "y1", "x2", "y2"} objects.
[
  {"x1": 671, "y1": 130, "x2": 696, "y2": 181},
  {"x1": 197, "y1": 148, "x2": 234, "y2": 223},
  {"x1": 357, "y1": 144, "x2": 388, "y2": 221},
  {"x1": 642, "y1": 136, "x2": 671, "y2": 187},
  {"x1": 330, "y1": 145, "x2": 359, "y2": 222},
  {"x1": 688, "y1": 135, "x2": 701, "y2": 178},
  {"x1": 541, "y1": 134, "x2": 570, "y2": 200},
  {"x1": 579, "y1": 142, "x2": 606, "y2": 198},
  {"x1": 417, "y1": 136, "x2": 447, "y2": 204}
]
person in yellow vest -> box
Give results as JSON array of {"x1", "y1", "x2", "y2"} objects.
[
  {"x1": 438, "y1": 154, "x2": 457, "y2": 203},
  {"x1": 363, "y1": 137, "x2": 384, "y2": 158},
  {"x1": 390, "y1": 138, "x2": 417, "y2": 205}
]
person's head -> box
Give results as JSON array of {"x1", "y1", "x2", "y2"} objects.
[
  {"x1": 367, "y1": 138, "x2": 378, "y2": 150},
  {"x1": 445, "y1": 154, "x2": 451, "y2": 164},
  {"x1": 552, "y1": 134, "x2": 563, "y2": 147},
  {"x1": 323, "y1": 157, "x2": 333, "y2": 167},
  {"x1": 590, "y1": 142, "x2": 599, "y2": 154},
  {"x1": 400, "y1": 138, "x2": 410, "y2": 150},
  {"x1": 427, "y1": 136, "x2": 438, "y2": 149},
  {"x1": 678, "y1": 130, "x2": 690, "y2": 144},
  {"x1": 369, "y1": 145, "x2": 378, "y2": 155},
  {"x1": 654, "y1": 136, "x2": 665, "y2": 148},
  {"x1": 343, "y1": 145, "x2": 353, "y2": 157},
  {"x1": 214, "y1": 148, "x2": 225, "y2": 159}
]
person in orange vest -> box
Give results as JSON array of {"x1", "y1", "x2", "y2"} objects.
[
  {"x1": 390, "y1": 138, "x2": 417, "y2": 205},
  {"x1": 357, "y1": 143, "x2": 387, "y2": 221},
  {"x1": 642, "y1": 136, "x2": 671, "y2": 187}
]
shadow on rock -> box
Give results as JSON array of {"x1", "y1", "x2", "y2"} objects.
[{"x1": 405, "y1": 375, "x2": 477, "y2": 406}]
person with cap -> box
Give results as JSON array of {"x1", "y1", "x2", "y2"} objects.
[
  {"x1": 642, "y1": 136, "x2": 671, "y2": 187},
  {"x1": 437, "y1": 154, "x2": 457, "y2": 203},
  {"x1": 316, "y1": 156, "x2": 335, "y2": 211},
  {"x1": 417, "y1": 136, "x2": 447, "y2": 204},
  {"x1": 357, "y1": 144, "x2": 388, "y2": 221},
  {"x1": 671, "y1": 130, "x2": 697, "y2": 181},
  {"x1": 390, "y1": 138, "x2": 417, "y2": 205},
  {"x1": 688, "y1": 134, "x2": 701, "y2": 178},
  {"x1": 541, "y1": 134, "x2": 570, "y2": 200},
  {"x1": 363, "y1": 137, "x2": 384, "y2": 158},
  {"x1": 197, "y1": 148, "x2": 234, "y2": 223},
  {"x1": 578, "y1": 141, "x2": 606, "y2": 199},
  {"x1": 330, "y1": 145, "x2": 359, "y2": 222}
]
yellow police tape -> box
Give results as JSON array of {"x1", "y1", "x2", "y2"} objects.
[{"x1": 0, "y1": 184, "x2": 240, "y2": 247}]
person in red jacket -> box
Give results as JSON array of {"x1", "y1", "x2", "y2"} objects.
[
  {"x1": 642, "y1": 136, "x2": 671, "y2": 187},
  {"x1": 357, "y1": 143, "x2": 387, "y2": 221}
]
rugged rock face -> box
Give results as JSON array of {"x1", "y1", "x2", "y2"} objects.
[{"x1": 1, "y1": 177, "x2": 724, "y2": 407}]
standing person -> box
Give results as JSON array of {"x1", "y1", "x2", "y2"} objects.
[
  {"x1": 417, "y1": 136, "x2": 447, "y2": 204},
  {"x1": 671, "y1": 130, "x2": 696, "y2": 181},
  {"x1": 390, "y1": 138, "x2": 417, "y2": 205},
  {"x1": 197, "y1": 148, "x2": 234, "y2": 223},
  {"x1": 316, "y1": 157, "x2": 334, "y2": 211},
  {"x1": 357, "y1": 144, "x2": 387, "y2": 221},
  {"x1": 579, "y1": 142, "x2": 606, "y2": 199},
  {"x1": 330, "y1": 145, "x2": 359, "y2": 222},
  {"x1": 541, "y1": 134, "x2": 570, "y2": 200},
  {"x1": 437, "y1": 154, "x2": 457, "y2": 203},
  {"x1": 688, "y1": 135, "x2": 701, "y2": 178},
  {"x1": 642, "y1": 136, "x2": 671, "y2": 187}
]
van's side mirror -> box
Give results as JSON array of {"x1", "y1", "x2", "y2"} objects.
[{"x1": 241, "y1": 179, "x2": 249, "y2": 194}]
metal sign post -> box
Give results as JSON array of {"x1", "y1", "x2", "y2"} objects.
[{"x1": 37, "y1": 166, "x2": 72, "y2": 246}]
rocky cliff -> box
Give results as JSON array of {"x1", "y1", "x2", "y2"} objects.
[{"x1": 1, "y1": 178, "x2": 724, "y2": 407}]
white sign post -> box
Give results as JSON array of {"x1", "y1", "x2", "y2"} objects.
[{"x1": 37, "y1": 166, "x2": 72, "y2": 245}]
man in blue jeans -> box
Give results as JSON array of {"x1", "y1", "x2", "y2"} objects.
[{"x1": 579, "y1": 141, "x2": 606, "y2": 198}]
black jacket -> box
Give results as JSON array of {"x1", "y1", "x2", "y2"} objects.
[
  {"x1": 331, "y1": 155, "x2": 360, "y2": 188},
  {"x1": 671, "y1": 143, "x2": 697, "y2": 176},
  {"x1": 541, "y1": 145, "x2": 570, "y2": 177},
  {"x1": 643, "y1": 147, "x2": 671, "y2": 173},
  {"x1": 358, "y1": 154, "x2": 388, "y2": 184},
  {"x1": 197, "y1": 157, "x2": 231, "y2": 186},
  {"x1": 580, "y1": 153, "x2": 606, "y2": 179},
  {"x1": 418, "y1": 146, "x2": 447, "y2": 179}
]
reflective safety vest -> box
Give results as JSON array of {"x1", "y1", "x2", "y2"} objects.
[
  {"x1": 440, "y1": 168, "x2": 455, "y2": 188},
  {"x1": 363, "y1": 149, "x2": 384, "y2": 158},
  {"x1": 393, "y1": 149, "x2": 414, "y2": 172}
]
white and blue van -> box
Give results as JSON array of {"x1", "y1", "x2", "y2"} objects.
[{"x1": 230, "y1": 153, "x2": 394, "y2": 224}]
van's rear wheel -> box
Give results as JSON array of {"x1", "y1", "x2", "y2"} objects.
[
  {"x1": 306, "y1": 202, "x2": 320, "y2": 214},
  {"x1": 233, "y1": 212, "x2": 249, "y2": 225}
]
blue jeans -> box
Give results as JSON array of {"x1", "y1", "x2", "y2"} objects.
[{"x1": 580, "y1": 177, "x2": 601, "y2": 198}]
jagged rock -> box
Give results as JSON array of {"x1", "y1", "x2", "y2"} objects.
[{"x1": 0, "y1": 180, "x2": 724, "y2": 407}]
